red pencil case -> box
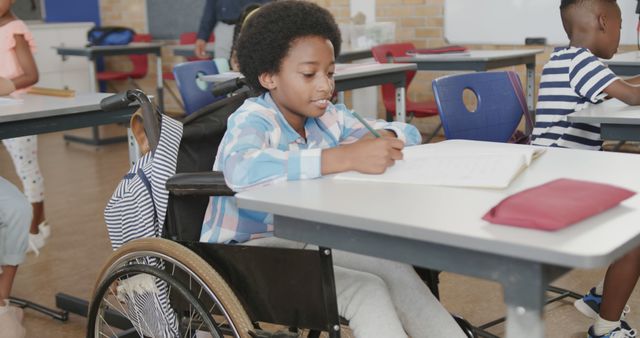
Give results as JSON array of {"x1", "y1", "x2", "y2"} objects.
[
  {"x1": 482, "y1": 178, "x2": 635, "y2": 231},
  {"x1": 408, "y1": 45, "x2": 468, "y2": 54}
]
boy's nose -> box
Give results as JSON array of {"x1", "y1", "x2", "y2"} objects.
[{"x1": 316, "y1": 75, "x2": 334, "y2": 93}]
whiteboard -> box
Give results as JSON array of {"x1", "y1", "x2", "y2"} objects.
[{"x1": 444, "y1": 0, "x2": 639, "y2": 45}]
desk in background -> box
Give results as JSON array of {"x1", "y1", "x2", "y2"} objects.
[
  {"x1": 0, "y1": 93, "x2": 138, "y2": 163},
  {"x1": 336, "y1": 44, "x2": 372, "y2": 63},
  {"x1": 55, "y1": 43, "x2": 164, "y2": 146},
  {"x1": 394, "y1": 49, "x2": 543, "y2": 113},
  {"x1": 201, "y1": 63, "x2": 414, "y2": 122},
  {"x1": 171, "y1": 43, "x2": 214, "y2": 59},
  {"x1": 605, "y1": 51, "x2": 640, "y2": 76},
  {"x1": 237, "y1": 139, "x2": 640, "y2": 338},
  {"x1": 568, "y1": 98, "x2": 640, "y2": 142}
]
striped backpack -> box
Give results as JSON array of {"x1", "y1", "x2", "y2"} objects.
[{"x1": 103, "y1": 115, "x2": 183, "y2": 337}]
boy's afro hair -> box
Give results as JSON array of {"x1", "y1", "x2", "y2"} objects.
[
  {"x1": 236, "y1": 0, "x2": 342, "y2": 93},
  {"x1": 560, "y1": 0, "x2": 616, "y2": 10}
]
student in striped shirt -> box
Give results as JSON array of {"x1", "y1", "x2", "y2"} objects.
[
  {"x1": 538, "y1": 1, "x2": 640, "y2": 337},
  {"x1": 532, "y1": 0, "x2": 640, "y2": 151},
  {"x1": 200, "y1": 1, "x2": 467, "y2": 337}
]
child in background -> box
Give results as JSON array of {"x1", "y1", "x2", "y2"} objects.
[
  {"x1": 0, "y1": 176, "x2": 31, "y2": 338},
  {"x1": 229, "y1": 3, "x2": 261, "y2": 71},
  {"x1": 0, "y1": 0, "x2": 49, "y2": 255},
  {"x1": 200, "y1": 1, "x2": 466, "y2": 337},
  {"x1": 532, "y1": 0, "x2": 640, "y2": 337}
]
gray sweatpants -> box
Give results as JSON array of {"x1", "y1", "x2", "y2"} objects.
[
  {"x1": 245, "y1": 237, "x2": 466, "y2": 338},
  {"x1": 213, "y1": 22, "x2": 234, "y2": 61},
  {"x1": 0, "y1": 177, "x2": 30, "y2": 266}
]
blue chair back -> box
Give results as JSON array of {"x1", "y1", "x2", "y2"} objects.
[
  {"x1": 432, "y1": 71, "x2": 525, "y2": 142},
  {"x1": 173, "y1": 60, "x2": 223, "y2": 115}
]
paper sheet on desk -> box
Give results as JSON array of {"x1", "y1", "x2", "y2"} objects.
[
  {"x1": 406, "y1": 51, "x2": 471, "y2": 58},
  {"x1": 334, "y1": 147, "x2": 545, "y2": 189},
  {"x1": 0, "y1": 97, "x2": 23, "y2": 105}
]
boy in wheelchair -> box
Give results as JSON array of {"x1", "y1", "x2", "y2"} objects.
[{"x1": 200, "y1": 1, "x2": 466, "y2": 337}]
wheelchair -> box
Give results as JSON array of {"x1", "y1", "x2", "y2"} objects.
[{"x1": 86, "y1": 80, "x2": 477, "y2": 338}]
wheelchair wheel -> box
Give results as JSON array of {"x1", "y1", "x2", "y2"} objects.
[{"x1": 87, "y1": 238, "x2": 254, "y2": 338}]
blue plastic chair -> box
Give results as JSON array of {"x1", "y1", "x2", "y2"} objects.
[
  {"x1": 432, "y1": 71, "x2": 529, "y2": 142},
  {"x1": 173, "y1": 60, "x2": 223, "y2": 115}
]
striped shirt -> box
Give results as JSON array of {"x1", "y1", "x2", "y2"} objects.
[
  {"x1": 200, "y1": 93, "x2": 422, "y2": 244},
  {"x1": 532, "y1": 47, "x2": 618, "y2": 150}
]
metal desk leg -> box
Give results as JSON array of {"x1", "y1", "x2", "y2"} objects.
[
  {"x1": 526, "y1": 62, "x2": 536, "y2": 119},
  {"x1": 337, "y1": 91, "x2": 345, "y2": 105},
  {"x1": 503, "y1": 264, "x2": 545, "y2": 337},
  {"x1": 89, "y1": 59, "x2": 97, "y2": 92},
  {"x1": 395, "y1": 85, "x2": 406, "y2": 123},
  {"x1": 500, "y1": 262, "x2": 566, "y2": 338},
  {"x1": 156, "y1": 54, "x2": 164, "y2": 113},
  {"x1": 63, "y1": 58, "x2": 128, "y2": 146}
]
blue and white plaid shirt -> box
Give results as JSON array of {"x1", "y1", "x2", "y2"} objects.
[{"x1": 201, "y1": 93, "x2": 422, "y2": 244}]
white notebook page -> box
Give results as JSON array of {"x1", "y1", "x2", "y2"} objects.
[{"x1": 334, "y1": 144, "x2": 545, "y2": 189}]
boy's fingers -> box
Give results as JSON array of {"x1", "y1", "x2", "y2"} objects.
[
  {"x1": 386, "y1": 137, "x2": 405, "y2": 149},
  {"x1": 390, "y1": 148, "x2": 403, "y2": 161}
]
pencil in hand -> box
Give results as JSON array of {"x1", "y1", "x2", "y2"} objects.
[{"x1": 351, "y1": 111, "x2": 381, "y2": 138}]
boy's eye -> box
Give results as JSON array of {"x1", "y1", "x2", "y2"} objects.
[{"x1": 302, "y1": 73, "x2": 314, "y2": 78}]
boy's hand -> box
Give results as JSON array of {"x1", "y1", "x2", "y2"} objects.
[
  {"x1": 0, "y1": 77, "x2": 16, "y2": 96},
  {"x1": 194, "y1": 39, "x2": 209, "y2": 59},
  {"x1": 322, "y1": 137, "x2": 404, "y2": 175},
  {"x1": 359, "y1": 129, "x2": 397, "y2": 140},
  {"x1": 344, "y1": 137, "x2": 405, "y2": 174}
]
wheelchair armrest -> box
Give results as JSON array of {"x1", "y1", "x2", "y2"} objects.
[{"x1": 166, "y1": 171, "x2": 235, "y2": 196}]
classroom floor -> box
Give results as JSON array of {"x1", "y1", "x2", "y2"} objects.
[{"x1": 1, "y1": 130, "x2": 639, "y2": 338}]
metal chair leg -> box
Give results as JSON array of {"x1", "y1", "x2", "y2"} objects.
[
  {"x1": 423, "y1": 122, "x2": 443, "y2": 143},
  {"x1": 163, "y1": 80, "x2": 185, "y2": 111}
]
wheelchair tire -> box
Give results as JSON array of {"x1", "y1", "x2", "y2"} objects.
[{"x1": 87, "y1": 238, "x2": 254, "y2": 338}]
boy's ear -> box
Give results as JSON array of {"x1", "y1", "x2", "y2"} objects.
[
  {"x1": 258, "y1": 72, "x2": 277, "y2": 90},
  {"x1": 598, "y1": 14, "x2": 607, "y2": 31},
  {"x1": 130, "y1": 110, "x2": 151, "y2": 155}
]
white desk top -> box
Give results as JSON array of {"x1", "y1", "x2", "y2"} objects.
[
  {"x1": 568, "y1": 98, "x2": 640, "y2": 125},
  {"x1": 394, "y1": 49, "x2": 543, "y2": 62},
  {"x1": 237, "y1": 140, "x2": 640, "y2": 269},
  {"x1": 334, "y1": 62, "x2": 415, "y2": 79},
  {"x1": 605, "y1": 51, "x2": 640, "y2": 66},
  {"x1": 0, "y1": 93, "x2": 113, "y2": 123}
]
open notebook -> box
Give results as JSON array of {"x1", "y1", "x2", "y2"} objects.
[{"x1": 334, "y1": 143, "x2": 545, "y2": 189}]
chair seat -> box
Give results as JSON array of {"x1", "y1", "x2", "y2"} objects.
[
  {"x1": 384, "y1": 99, "x2": 439, "y2": 118},
  {"x1": 163, "y1": 72, "x2": 175, "y2": 81},
  {"x1": 407, "y1": 100, "x2": 439, "y2": 117},
  {"x1": 97, "y1": 71, "x2": 146, "y2": 81}
]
